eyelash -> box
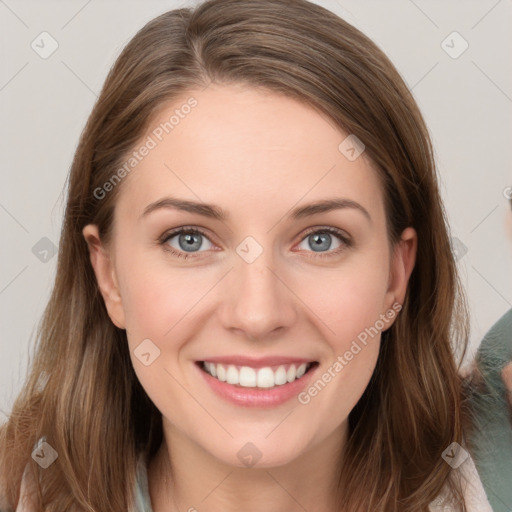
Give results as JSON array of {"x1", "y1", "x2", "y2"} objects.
[{"x1": 158, "y1": 226, "x2": 352, "y2": 260}]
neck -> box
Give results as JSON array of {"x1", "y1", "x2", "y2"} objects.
[{"x1": 148, "y1": 419, "x2": 348, "y2": 512}]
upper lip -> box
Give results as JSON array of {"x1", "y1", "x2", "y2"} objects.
[{"x1": 198, "y1": 356, "x2": 317, "y2": 368}]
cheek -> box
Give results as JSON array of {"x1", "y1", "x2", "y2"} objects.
[
  {"x1": 117, "y1": 241, "x2": 391, "y2": 354},
  {"x1": 117, "y1": 252, "x2": 205, "y2": 339},
  {"x1": 298, "y1": 288, "x2": 384, "y2": 422},
  {"x1": 298, "y1": 257, "x2": 390, "y2": 346},
  {"x1": 295, "y1": 258, "x2": 389, "y2": 407},
  {"x1": 116, "y1": 254, "x2": 205, "y2": 417}
]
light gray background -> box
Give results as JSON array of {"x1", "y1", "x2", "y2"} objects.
[{"x1": 1, "y1": 0, "x2": 511, "y2": 420}]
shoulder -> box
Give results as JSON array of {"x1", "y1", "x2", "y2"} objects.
[
  {"x1": 15, "y1": 455, "x2": 153, "y2": 512},
  {"x1": 429, "y1": 451, "x2": 492, "y2": 512},
  {"x1": 15, "y1": 456, "x2": 152, "y2": 512}
]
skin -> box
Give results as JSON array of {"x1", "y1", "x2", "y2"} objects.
[{"x1": 83, "y1": 83, "x2": 417, "y2": 512}]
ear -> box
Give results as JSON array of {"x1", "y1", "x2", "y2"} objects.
[
  {"x1": 383, "y1": 226, "x2": 417, "y2": 318},
  {"x1": 82, "y1": 224, "x2": 126, "y2": 329}
]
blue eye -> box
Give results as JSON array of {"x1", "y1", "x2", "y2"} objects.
[
  {"x1": 159, "y1": 226, "x2": 351, "y2": 260},
  {"x1": 160, "y1": 227, "x2": 213, "y2": 259},
  {"x1": 296, "y1": 227, "x2": 352, "y2": 258}
]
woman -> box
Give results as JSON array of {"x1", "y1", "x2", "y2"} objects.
[{"x1": 0, "y1": 0, "x2": 493, "y2": 510}]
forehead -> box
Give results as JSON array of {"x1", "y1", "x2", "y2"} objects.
[{"x1": 115, "y1": 83, "x2": 385, "y2": 226}]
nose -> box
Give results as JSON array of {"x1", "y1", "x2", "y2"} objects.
[{"x1": 218, "y1": 248, "x2": 297, "y2": 342}]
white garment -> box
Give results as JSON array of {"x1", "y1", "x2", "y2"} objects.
[{"x1": 428, "y1": 454, "x2": 493, "y2": 511}]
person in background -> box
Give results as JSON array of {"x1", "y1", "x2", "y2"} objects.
[{"x1": 466, "y1": 194, "x2": 512, "y2": 512}]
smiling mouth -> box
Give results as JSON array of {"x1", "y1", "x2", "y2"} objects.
[{"x1": 196, "y1": 361, "x2": 319, "y2": 389}]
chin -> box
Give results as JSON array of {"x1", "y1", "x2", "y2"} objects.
[{"x1": 203, "y1": 434, "x2": 313, "y2": 470}]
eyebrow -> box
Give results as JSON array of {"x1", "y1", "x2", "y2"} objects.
[{"x1": 140, "y1": 197, "x2": 372, "y2": 223}]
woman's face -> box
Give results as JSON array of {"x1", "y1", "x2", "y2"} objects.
[{"x1": 84, "y1": 83, "x2": 416, "y2": 469}]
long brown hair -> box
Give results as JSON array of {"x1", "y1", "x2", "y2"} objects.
[{"x1": 0, "y1": 0, "x2": 470, "y2": 510}]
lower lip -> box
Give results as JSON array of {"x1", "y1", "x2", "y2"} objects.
[{"x1": 195, "y1": 362, "x2": 319, "y2": 408}]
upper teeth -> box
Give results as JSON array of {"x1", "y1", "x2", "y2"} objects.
[{"x1": 202, "y1": 362, "x2": 311, "y2": 388}]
